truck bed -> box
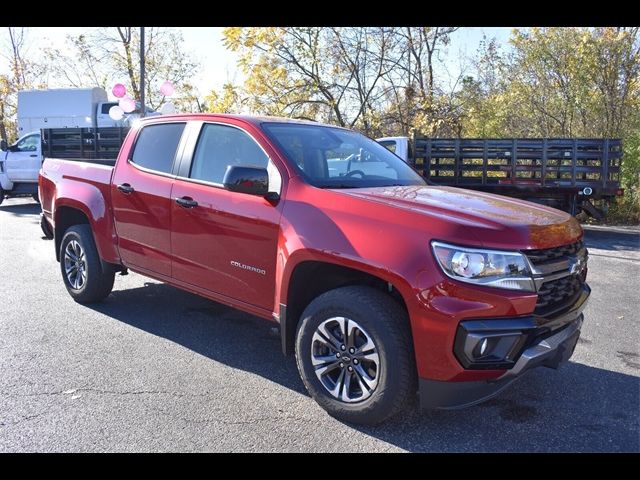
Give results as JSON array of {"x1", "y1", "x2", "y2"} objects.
[
  {"x1": 42, "y1": 127, "x2": 130, "y2": 161},
  {"x1": 412, "y1": 137, "x2": 622, "y2": 198},
  {"x1": 39, "y1": 158, "x2": 114, "y2": 225}
]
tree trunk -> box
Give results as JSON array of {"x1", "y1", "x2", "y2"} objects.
[
  {"x1": 0, "y1": 109, "x2": 8, "y2": 142},
  {"x1": 117, "y1": 27, "x2": 140, "y2": 102}
]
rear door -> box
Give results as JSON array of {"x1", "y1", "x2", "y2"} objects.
[
  {"x1": 170, "y1": 121, "x2": 283, "y2": 310},
  {"x1": 111, "y1": 122, "x2": 187, "y2": 277},
  {"x1": 4, "y1": 133, "x2": 41, "y2": 182}
]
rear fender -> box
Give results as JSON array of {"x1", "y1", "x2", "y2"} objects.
[{"x1": 53, "y1": 182, "x2": 120, "y2": 264}]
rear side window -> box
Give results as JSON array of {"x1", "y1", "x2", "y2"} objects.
[
  {"x1": 130, "y1": 123, "x2": 186, "y2": 174},
  {"x1": 379, "y1": 140, "x2": 397, "y2": 153}
]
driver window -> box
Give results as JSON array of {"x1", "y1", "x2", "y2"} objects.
[
  {"x1": 190, "y1": 123, "x2": 269, "y2": 185},
  {"x1": 16, "y1": 134, "x2": 39, "y2": 152}
]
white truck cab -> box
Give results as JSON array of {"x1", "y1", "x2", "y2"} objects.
[
  {"x1": 376, "y1": 136, "x2": 412, "y2": 163},
  {"x1": 0, "y1": 131, "x2": 42, "y2": 204}
]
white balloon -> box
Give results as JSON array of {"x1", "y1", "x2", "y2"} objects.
[
  {"x1": 160, "y1": 102, "x2": 175, "y2": 115},
  {"x1": 109, "y1": 105, "x2": 124, "y2": 121}
]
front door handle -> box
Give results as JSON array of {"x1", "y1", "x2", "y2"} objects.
[
  {"x1": 176, "y1": 196, "x2": 198, "y2": 208},
  {"x1": 117, "y1": 183, "x2": 134, "y2": 194}
]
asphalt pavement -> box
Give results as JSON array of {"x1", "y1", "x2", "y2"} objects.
[{"x1": 0, "y1": 197, "x2": 638, "y2": 452}]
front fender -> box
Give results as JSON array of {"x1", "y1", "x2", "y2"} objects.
[
  {"x1": 0, "y1": 172, "x2": 13, "y2": 191},
  {"x1": 277, "y1": 248, "x2": 416, "y2": 311}
]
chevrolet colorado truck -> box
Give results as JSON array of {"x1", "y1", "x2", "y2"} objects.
[{"x1": 39, "y1": 114, "x2": 590, "y2": 424}]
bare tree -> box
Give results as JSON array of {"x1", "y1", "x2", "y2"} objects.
[
  {"x1": 45, "y1": 27, "x2": 199, "y2": 110},
  {"x1": 382, "y1": 27, "x2": 459, "y2": 135},
  {"x1": 0, "y1": 28, "x2": 44, "y2": 141}
]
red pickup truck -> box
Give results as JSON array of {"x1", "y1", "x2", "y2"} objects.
[{"x1": 39, "y1": 114, "x2": 590, "y2": 424}]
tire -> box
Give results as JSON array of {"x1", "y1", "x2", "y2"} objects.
[
  {"x1": 32, "y1": 191, "x2": 40, "y2": 203},
  {"x1": 295, "y1": 285, "x2": 416, "y2": 425},
  {"x1": 59, "y1": 224, "x2": 115, "y2": 303},
  {"x1": 0, "y1": 188, "x2": 4, "y2": 206}
]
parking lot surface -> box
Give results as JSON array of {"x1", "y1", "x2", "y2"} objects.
[{"x1": 1, "y1": 198, "x2": 638, "y2": 452}]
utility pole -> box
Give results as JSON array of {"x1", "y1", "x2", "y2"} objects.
[{"x1": 140, "y1": 26, "x2": 145, "y2": 118}]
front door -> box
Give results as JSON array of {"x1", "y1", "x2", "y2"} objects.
[
  {"x1": 4, "y1": 133, "x2": 42, "y2": 182},
  {"x1": 170, "y1": 122, "x2": 282, "y2": 310},
  {"x1": 111, "y1": 122, "x2": 186, "y2": 277}
]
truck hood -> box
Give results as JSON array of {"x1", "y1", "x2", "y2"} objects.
[{"x1": 336, "y1": 185, "x2": 582, "y2": 250}]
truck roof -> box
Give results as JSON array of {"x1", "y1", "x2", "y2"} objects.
[
  {"x1": 17, "y1": 88, "x2": 109, "y2": 118},
  {"x1": 138, "y1": 113, "x2": 348, "y2": 130}
]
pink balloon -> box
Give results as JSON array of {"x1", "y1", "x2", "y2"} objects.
[
  {"x1": 112, "y1": 83, "x2": 127, "y2": 98},
  {"x1": 119, "y1": 96, "x2": 136, "y2": 114},
  {"x1": 160, "y1": 80, "x2": 174, "y2": 97}
]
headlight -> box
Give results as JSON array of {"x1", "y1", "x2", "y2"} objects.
[{"x1": 431, "y1": 241, "x2": 535, "y2": 291}]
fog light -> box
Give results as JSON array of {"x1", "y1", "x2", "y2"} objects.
[
  {"x1": 473, "y1": 336, "x2": 497, "y2": 358},
  {"x1": 454, "y1": 318, "x2": 537, "y2": 369},
  {"x1": 582, "y1": 187, "x2": 593, "y2": 196},
  {"x1": 479, "y1": 338, "x2": 488, "y2": 355}
]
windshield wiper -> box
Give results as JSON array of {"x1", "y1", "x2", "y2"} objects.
[{"x1": 316, "y1": 184, "x2": 356, "y2": 189}]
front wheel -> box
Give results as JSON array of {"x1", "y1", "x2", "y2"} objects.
[
  {"x1": 0, "y1": 188, "x2": 4, "y2": 206},
  {"x1": 59, "y1": 224, "x2": 115, "y2": 303},
  {"x1": 295, "y1": 286, "x2": 416, "y2": 425}
]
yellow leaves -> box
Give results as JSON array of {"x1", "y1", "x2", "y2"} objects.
[
  {"x1": 204, "y1": 82, "x2": 242, "y2": 114},
  {"x1": 223, "y1": 27, "x2": 243, "y2": 51},
  {"x1": 224, "y1": 27, "x2": 283, "y2": 53},
  {"x1": 273, "y1": 65, "x2": 287, "y2": 82}
]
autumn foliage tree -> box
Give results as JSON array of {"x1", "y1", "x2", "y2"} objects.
[
  {"x1": 459, "y1": 27, "x2": 639, "y2": 218},
  {"x1": 221, "y1": 27, "x2": 427, "y2": 136}
]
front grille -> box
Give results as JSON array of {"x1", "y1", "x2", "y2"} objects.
[
  {"x1": 534, "y1": 274, "x2": 583, "y2": 316},
  {"x1": 524, "y1": 240, "x2": 587, "y2": 316},
  {"x1": 525, "y1": 240, "x2": 584, "y2": 265}
]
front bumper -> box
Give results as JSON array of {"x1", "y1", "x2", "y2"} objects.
[{"x1": 419, "y1": 284, "x2": 589, "y2": 409}]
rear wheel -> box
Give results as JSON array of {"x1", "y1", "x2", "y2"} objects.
[
  {"x1": 0, "y1": 188, "x2": 4, "y2": 206},
  {"x1": 295, "y1": 286, "x2": 416, "y2": 425},
  {"x1": 59, "y1": 224, "x2": 114, "y2": 303}
]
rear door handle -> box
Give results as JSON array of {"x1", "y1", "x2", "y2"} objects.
[
  {"x1": 176, "y1": 196, "x2": 198, "y2": 208},
  {"x1": 30, "y1": 154, "x2": 38, "y2": 157},
  {"x1": 117, "y1": 183, "x2": 134, "y2": 194}
]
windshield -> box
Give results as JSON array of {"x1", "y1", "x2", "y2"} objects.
[{"x1": 262, "y1": 123, "x2": 426, "y2": 189}]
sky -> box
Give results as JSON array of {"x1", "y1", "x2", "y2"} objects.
[{"x1": 1, "y1": 27, "x2": 513, "y2": 100}]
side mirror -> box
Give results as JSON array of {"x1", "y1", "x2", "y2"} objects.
[
  {"x1": 0, "y1": 140, "x2": 7, "y2": 152},
  {"x1": 223, "y1": 165, "x2": 270, "y2": 197}
]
